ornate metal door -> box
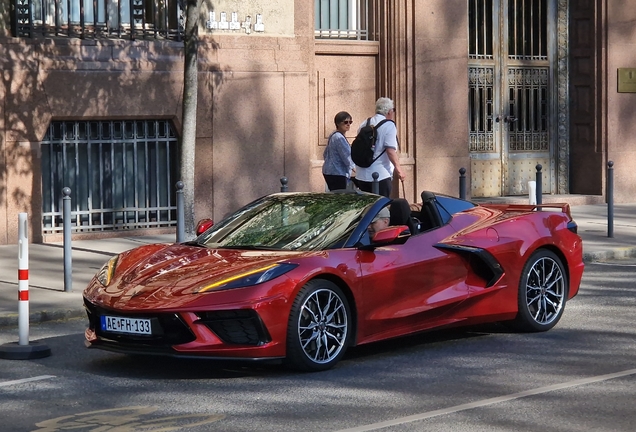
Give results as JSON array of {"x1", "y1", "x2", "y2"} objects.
[{"x1": 468, "y1": 0, "x2": 556, "y2": 196}]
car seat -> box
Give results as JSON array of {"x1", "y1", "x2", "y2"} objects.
[
  {"x1": 389, "y1": 198, "x2": 419, "y2": 235},
  {"x1": 419, "y1": 191, "x2": 443, "y2": 231}
]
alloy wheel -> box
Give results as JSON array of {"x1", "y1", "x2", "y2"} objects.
[
  {"x1": 297, "y1": 288, "x2": 348, "y2": 365},
  {"x1": 524, "y1": 255, "x2": 565, "y2": 325}
]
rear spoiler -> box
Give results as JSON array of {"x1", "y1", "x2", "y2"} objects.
[{"x1": 483, "y1": 203, "x2": 573, "y2": 219}]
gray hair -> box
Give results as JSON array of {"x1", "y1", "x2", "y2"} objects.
[{"x1": 375, "y1": 97, "x2": 394, "y2": 116}]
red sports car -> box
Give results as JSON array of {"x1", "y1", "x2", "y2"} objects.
[{"x1": 83, "y1": 191, "x2": 584, "y2": 371}]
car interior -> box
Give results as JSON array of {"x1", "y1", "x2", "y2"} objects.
[
  {"x1": 386, "y1": 191, "x2": 449, "y2": 235},
  {"x1": 389, "y1": 198, "x2": 420, "y2": 234},
  {"x1": 418, "y1": 191, "x2": 444, "y2": 232}
]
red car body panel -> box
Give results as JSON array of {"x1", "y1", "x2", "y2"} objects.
[{"x1": 83, "y1": 193, "x2": 584, "y2": 363}]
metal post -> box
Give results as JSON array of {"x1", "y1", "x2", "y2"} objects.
[
  {"x1": 18, "y1": 213, "x2": 29, "y2": 345},
  {"x1": 608, "y1": 161, "x2": 614, "y2": 238},
  {"x1": 176, "y1": 181, "x2": 185, "y2": 242},
  {"x1": 280, "y1": 177, "x2": 288, "y2": 192},
  {"x1": 62, "y1": 187, "x2": 72, "y2": 293},
  {"x1": 0, "y1": 213, "x2": 51, "y2": 360},
  {"x1": 459, "y1": 167, "x2": 466, "y2": 200},
  {"x1": 535, "y1": 164, "x2": 543, "y2": 208},
  {"x1": 372, "y1": 172, "x2": 379, "y2": 195}
]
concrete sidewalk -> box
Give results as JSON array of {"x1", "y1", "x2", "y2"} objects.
[{"x1": 0, "y1": 203, "x2": 634, "y2": 329}]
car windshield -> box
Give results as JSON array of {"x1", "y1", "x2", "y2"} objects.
[{"x1": 196, "y1": 193, "x2": 381, "y2": 251}]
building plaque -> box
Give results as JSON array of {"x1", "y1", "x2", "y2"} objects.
[{"x1": 618, "y1": 68, "x2": 636, "y2": 93}]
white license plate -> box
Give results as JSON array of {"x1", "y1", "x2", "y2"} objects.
[{"x1": 101, "y1": 315, "x2": 152, "y2": 335}]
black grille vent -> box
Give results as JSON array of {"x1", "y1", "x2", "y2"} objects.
[
  {"x1": 84, "y1": 298, "x2": 196, "y2": 347},
  {"x1": 196, "y1": 310, "x2": 271, "y2": 346}
]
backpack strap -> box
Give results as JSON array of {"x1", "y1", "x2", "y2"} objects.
[
  {"x1": 374, "y1": 119, "x2": 391, "y2": 130},
  {"x1": 368, "y1": 119, "x2": 394, "y2": 165},
  {"x1": 370, "y1": 148, "x2": 387, "y2": 165}
]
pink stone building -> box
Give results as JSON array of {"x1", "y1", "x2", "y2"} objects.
[{"x1": 0, "y1": 0, "x2": 634, "y2": 244}]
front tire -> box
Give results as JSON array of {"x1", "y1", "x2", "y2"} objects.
[
  {"x1": 513, "y1": 249, "x2": 567, "y2": 332},
  {"x1": 285, "y1": 280, "x2": 352, "y2": 372}
]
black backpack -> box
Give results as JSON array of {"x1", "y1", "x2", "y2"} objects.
[{"x1": 351, "y1": 118, "x2": 391, "y2": 168}]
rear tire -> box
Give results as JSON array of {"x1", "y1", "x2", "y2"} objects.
[
  {"x1": 285, "y1": 280, "x2": 351, "y2": 372},
  {"x1": 512, "y1": 249, "x2": 567, "y2": 332}
]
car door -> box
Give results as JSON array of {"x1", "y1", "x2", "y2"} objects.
[{"x1": 355, "y1": 224, "x2": 471, "y2": 344}]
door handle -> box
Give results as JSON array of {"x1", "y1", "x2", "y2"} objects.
[{"x1": 495, "y1": 115, "x2": 517, "y2": 123}]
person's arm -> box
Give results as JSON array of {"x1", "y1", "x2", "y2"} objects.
[
  {"x1": 335, "y1": 135, "x2": 354, "y2": 173},
  {"x1": 386, "y1": 148, "x2": 405, "y2": 181}
]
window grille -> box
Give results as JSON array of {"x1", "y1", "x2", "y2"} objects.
[
  {"x1": 41, "y1": 120, "x2": 180, "y2": 235},
  {"x1": 468, "y1": 0, "x2": 493, "y2": 60},
  {"x1": 508, "y1": 0, "x2": 548, "y2": 61},
  {"x1": 507, "y1": 67, "x2": 549, "y2": 151},
  {"x1": 314, "y1": 0, "x2": 370, "y2": 40},
  {"x1": 469, "y1": 66, "x2": 495, "y2": 152},
  {"x1": 469, "y1": 0, "x2": 547, "y2": 61},
  {"x1": 13, "y1": 0, "x2": 184, "y2": 40}
]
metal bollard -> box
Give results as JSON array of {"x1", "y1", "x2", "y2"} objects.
[
  {"x1": 535, "y1": 164, "x2": 543, "y2": 208},
  {"x1": 372, "y1": 172, "x2": 379, "y2": 195},
  {"x1": 280, "y1": 177, "x2": 288, "y2": 192},
  {"x1": 607, "y1": 161, "x2": 614, "y2": 238},
  {"x1": 176, "y1": 181, "x2": 185, "y2": 243},
  {"x1": 459, "y1": 167, "x2": 467, "y2": 200},
  {"x1": 62, "y1": 187, "x2": 72, "y2": 293},
  {"x1": 0, "y1": 213, "x2": 51, "y2": 360},
  {"x1": 18, "y1": 213, "x2": 29, "y2": 345}
]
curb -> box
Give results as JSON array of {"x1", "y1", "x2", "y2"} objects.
[
  {"x1": 583, "y1": 246, "x2": 636, "y2": 263},
  {"x1": 0, "y1": 308, "x2": 86, "y2": 329}
]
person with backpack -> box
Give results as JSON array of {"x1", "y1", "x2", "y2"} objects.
[
  {"x1": 322, "y1": 111, "x2": 355, "y2": 191},
  {"x1": 351, "y1": 97, "x2": 405, "y2": 197}
]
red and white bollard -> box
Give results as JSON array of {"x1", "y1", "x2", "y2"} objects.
[
  {"x1": 0, "y1": 213, "x2": 51, "y2": 360},
  {"x1": 18, "y1": 211, "x2": 30, "y2": 346}
]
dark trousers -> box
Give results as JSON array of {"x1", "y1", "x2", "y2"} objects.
[
  {"x1": 323, "y1": 174, "x2": 348, "y2": 191},
  {"x1": 355, "y1": 177, "x2": 392, "y2": 198}
]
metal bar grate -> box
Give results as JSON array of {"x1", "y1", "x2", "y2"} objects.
[
  {"x1": 314, "y1": 0, "x2": 371, "y2": 40},
  {"x1": 13, "y1": 0, "x2": 33, "y2": 37},
  {"x1": 468, "y1": 0, "x2": 493, "y2": 60},
  {"x1": 508, "y1": 67, "x2": 549, "y2": 151},
  {"x1": 508, "y1": 0, "x2": 547, "y2": 60},
  {"x1": 41, "y1": 120, "x2": 179, "y2": 234},
  {"x1": 469, "y1": 66, "x2": 495, "y2": 152},
  {"x1": 14, "y1": 0, "x2": 183, "y2": 40}
]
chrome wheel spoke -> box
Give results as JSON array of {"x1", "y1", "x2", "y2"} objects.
[
  {"x1": 297, "y1": 288, "x2": 348, "y2": 365},
  {"x1": 525, "y1": 256, "x2": 565, "y2": 325}
]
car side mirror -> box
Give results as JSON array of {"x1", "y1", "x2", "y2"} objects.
[
  {"x1": 195, "y1": 218, "x2": 214, "y2": 236},
  {"x1": 358, "y1": 225, "x2": 410, "y2": 250}
]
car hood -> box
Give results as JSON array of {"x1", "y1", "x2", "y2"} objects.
[{"x1": 99, "y1": 243, "x2": 313, "y2": 301}]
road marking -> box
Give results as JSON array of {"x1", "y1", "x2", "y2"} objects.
[
  {"x1": 589, "y1": 261, "x2": 636, "y2": 267},
  {"x1": 334, "y1": 368, "x2": 636, "y2": 432},
  {"x1": 34, "y1": 407, "x2": 225, "y2": 431},
  {"x1": 0, "y1": 375, "x2": 56, "y2": 388}
]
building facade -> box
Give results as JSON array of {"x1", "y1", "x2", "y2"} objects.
[{"x1": 0, "y1": 0, "x2": 634, "y2": 244}]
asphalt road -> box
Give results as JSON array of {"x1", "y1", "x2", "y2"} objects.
[{"x1": 1, "y1": 259, "x2": 635, "y2": 432}]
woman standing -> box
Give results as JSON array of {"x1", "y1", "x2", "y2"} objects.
[{"x1": 322, "y1": 111, "x2": 355, "y2": 191}]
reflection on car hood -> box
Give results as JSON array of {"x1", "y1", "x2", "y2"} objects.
[
  {"x1": 93, "y1": 244, "x2": 317, "y2": 308},
  {"x1": 120, "y1": 243, "x2": 309, "y2": 289}
]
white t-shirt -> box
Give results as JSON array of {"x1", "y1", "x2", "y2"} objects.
[{"x1": 354, "y1": 114, "x2": 398, "y2": 182}]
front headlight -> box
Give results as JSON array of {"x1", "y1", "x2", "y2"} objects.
[
  {"x1": 197, "y1": 263, "x2": 298, "y2": 293},
  {"x1": 96, "y1": 256, "x2": 119, "y2": 287}
]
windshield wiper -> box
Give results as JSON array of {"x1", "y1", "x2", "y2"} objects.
[
  {"x1": 181, "y1": 240, "x2": 205, "y2": 247},
  {"x1": 216, "y1": 245, "x2": 277, "y2": 250}
]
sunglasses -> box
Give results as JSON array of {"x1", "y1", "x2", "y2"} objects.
[{"x1": 342, "y1": 120, "x2": 353, "y2": 125}]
